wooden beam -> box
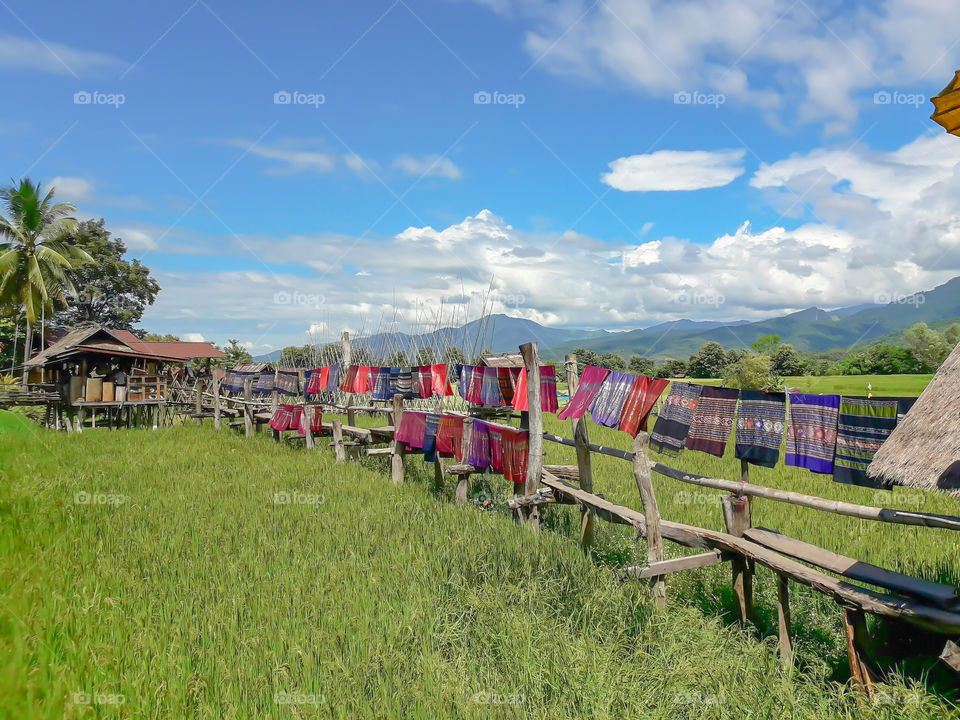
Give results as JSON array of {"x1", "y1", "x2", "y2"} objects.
[
  {"x1": 564, "y1": 354, "x2": 594, "y2": 547},
  {"x1": 519, "y1": 342, "x2": 543, "y2": 530},
  {"x1": 842, "y1": 606, "x2": 877, "y2": 697},
  {"x1": 722, "y1": 494, "x2": 753, "y2": 624},
  {"x1": 243, "y1": 376, "x2": 253, "y2": 437},
  {"x1": 620, "y1": 550, "x2": 727, "y2": 579},
  {"x1": 304, "y1": 406, "x2": 315, "y2": 449},
  {"x1": 777, "y1": 574, "x2": 793, "y2": 669},
  {"x1": 633, "y1": 432, "x2": 665, "y2": 608}
]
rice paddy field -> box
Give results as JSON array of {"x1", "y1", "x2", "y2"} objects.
[{"x1": 1, "y1": 373, "x2": 958, "y2": 718}]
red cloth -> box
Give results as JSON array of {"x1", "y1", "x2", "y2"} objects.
[
  {"x1": 297, "y1": 405, "x2": 323, "y2": 435},
  {"x1": 497, "y1": 367, "x2": 516, "y2": 405},
  {"x1": 513, "y1": 366, "x2": 559, "y2": 413},
  {"x1": 269, "y1": 404, "x2": 295, "y2": 432},
  {"x1": 431, "y1": 364, "x2": 453, "y2": 396},
  {"x1": 418, "y1": 366, "x2": 433, "y2": 398},
  {"x1": 488, "y1": 426, "x2": 504, "y2": 471},
  {"x1": 502, "y1": 427, "x2": 529, "y2": 484},
  {"x1": 619, "y1": 375, "x2": 669, "y2": 436},
  {"x1": 367, "y1": 367, "x2": 380, "y2": 394},
  {"x1": 395, "y1": 411, "x2": 427, "y2": 449},
  {"x1": 466, "y1": 366, "x2": 484, "y2": 404},
  {"x1": 436, "y1": 415, "x2": 464, "y2": 459},
  {"x1": 339, "y1": 365, "x2": 358, "y2": 392},
  {"x1": 306, "y1": 369, "x2": 324, "y2": 395},
  {"x1": 353, "y1": 366, "x2": 371, "y2": 394}
]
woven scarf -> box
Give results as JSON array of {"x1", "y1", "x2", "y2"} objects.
[
  {"x1": 366, "y1": 367, "x2": 381, "y2": 394},
  {"x1": 325, "y1": 365, "x2": 340, "y2": 393},
  {"x1": 488, "y1": 426, "x2": 504, "y2": 472},
  {"x1": 468, "y1": 419, "x2": 490, "y2": 469},
  {"x1": 833, "y1": 396, "x2": 898, "y2": 488},
  {"x1": 497, "y1": 367, "x2": 516, "y2": 405},
  {"x1": 619, "y1": 376, "x2": 669, "y2": 436},
  {"x1": 480, "y1": 366, "x2": 502, "y2": 407},
  {"x1": 436, "y1": 415, "x2": 464, "y2": 457},
  {"x1": 397, "y1": 368, "x2": 417, "y2": 399},
  {"x1": 735, "y1": 390, "x2": 786, "y2": 468},
  {"x1": 502, "y1": 427, "x2": 529, "y2": 485},
  {"x1": 277, "y1": 371, "x2": 300, "y2": 396},
  {"x1": 395, "y1": 411, "x2": 427, "y2": 449},
  {"x1": 685, "y1": 386, "x2": 739, "y2": 457},
  {"x1": 423, "y1": 413, "x2": 441, "y2": 462},
  {"x1": 372, "y1": 367, "x2": 390, "y2": 400},
  {"x1": 352, "y1": 366, "x2": 371, "y2": 394},
  {"x1": 339, "y1": 365, "x2": 357, "y2": 392},
  {"x1": 558, "y1": 366, "x2": 609, "y2": 420},
  {"x1": 418, "y1": 366, "x2": 433, "y2": 398},
  {"x1": 513, "y1": 366, "x2": 559, "y2": 413},
  {"x1": 269, "y1": 404, "x2": 295, "y2": 432},
  {"x1": 297, "y1": 405, "x2": 323, "y2": 435},
  {"x1": 305, "y1": 368, "x2": 324, "y2": 396},
  {"x1": 254, "y1": 371, "x2": 275, "y2": 394},
  {"x1": 650, "y1": 382, "x2": 703, "y2": 455},
  {"x1": 786, "y1": 393, "x2": 840, "y2": 474},
  {"x1": 431, "y1": 364, "x2": 453, "y2": 397},
  {"x1": 466, "y1": 366, "x2": 484, "y2": 404},
  {"x1": 588, "y1": 370, "x2": 635, "y2": 428}
]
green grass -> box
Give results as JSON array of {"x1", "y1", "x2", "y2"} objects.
[
  {"x1": 0, "y1": 397, "x2": 957, "y2": 717},
  {"x1": 679, "y1": 374, "x2": 933, "y2": 396}
]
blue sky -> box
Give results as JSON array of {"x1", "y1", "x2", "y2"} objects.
[{"x1": 3, "y1": 0, "x2": 960, "y2": 353}]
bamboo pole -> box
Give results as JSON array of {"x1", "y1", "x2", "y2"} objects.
[
  {"x1": 564, "y1": 354, "x2": 594, "y2": 547},
  {"x1": 633, "y1": 432, "x2": 665, "y2": 608},
  {"x1": 519, "y1": 342, "x2": 543, "y2": 529}
]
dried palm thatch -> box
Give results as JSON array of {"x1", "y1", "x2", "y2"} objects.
[{"x1": 867, "y1": 343, "x2": 960, "y2": 496}]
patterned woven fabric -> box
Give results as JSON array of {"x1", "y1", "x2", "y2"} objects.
[
  {"x1": 254, "y1": 371, "x2": 275, "y2": 393},
  {"x1": 221, "y1": 371, "x2": 243, "y2": 393},
  {"x1": 685, "y1": 386, "x2": 739, "y2": 457},
  {"x1": 468, "y1": 419, "x2": 490, "y2": 469},
  {"x1": 480, "y1": 366, "x2": 502, "y2": 407},
  {"x1": 558, "y1": 366, "x2": 609, "y2": 421},
  {"x1": 502, "y1": 427, "x2": 528, "y2": 484},
  {"x1": 422, "y1": 413, "x2": 441, "y2": 462},
  {"x1": 436, "y1": 415, "x2": 464, "y2": 458},
  {"x1": 372, "y1": 367, "x2": 391, "y2": 400},
  {"x1": 833, "y1": 396, "x2": 898, "y2": 488},
  {"x1": 466, "y1": 366, "x2": 484, "y2": 404},
  {"x1": 513, "y1": 366, "x2": 559, "y2": 414},
  {"x1": 276, "y1": 371, "x2": 300, "y2": 395},
  {"x1": 418, "y1": 366, "x2": 433, "y2": 398},
  {"x1": 305, "y1": 368, "x2": 325, "y2": 396},
  {"x1": 735, "y1": 390, "x2": 786, "y2": 467},
  {"x1": 619, "y1": 375, "x2": 669, "y2": 436},
  {"x1": 650, "y1": 382, "x2": 703, "y2": 454},
  {"x1": 786, "y1": 393, "x2": 840, "y2": 474},
  {"x1": 588, "y1": 370, "x2": 635, "y2": 428},
  {"x1": 431, "y1": 364, "x2": 453, "y2": 397},
  {"x1": 339, "y1": 365, "x2": 358, "y2": 392},
  {"x1": 497, "y1": 367, "x2": 517, "y2": 405},
  {"x1": 269, "y1": 404, "x2": 295, "y2": 432},
  {"x1": 366, "y1": 367, "x2": 380, "y2": 394},
  {"x1": 488, "y1": 426, "x2": 504, "y2": 471},
  {"x1": 297, "y1": 405, "x2": 323, "y2": 435},
  {"x1": 325, "y1": 365, "x2": 340, "y2": 392},
  {"x1": 395, "y1": 411, "x2": 427, "y2": 449}
]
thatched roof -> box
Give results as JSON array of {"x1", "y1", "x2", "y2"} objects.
[{"x1": 867, "y1": 343, "x2": 960, "y2": 496}]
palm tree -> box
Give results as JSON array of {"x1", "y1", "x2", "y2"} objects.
[{"x1": 0, "y1": 178, "x2": 89, "y2": 385}]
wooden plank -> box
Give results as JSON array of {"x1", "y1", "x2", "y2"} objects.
[
  {"x1": 633, "y1": 432, "x2": 665, "y2": 608},
  {"x1": 519, "y1": 342, "x2": 543, "y2": 529},
  {"x1": 365, "y1": 447, "x2": 393, "y2": 456},
  {"x1": 842, "y1": 606, "x2": 877, "y2": 697},
  {"x1": 621, "y1": 551, "x2": 727, "y2": 579},
  {"x1": 744, "y1": 527, "x2": 959, "y2": 608},
  {"x1": 332, "y1": 419, "x2": 346, "y2": 462},
  {"x1": 538, "y1": 470, "x2": 960, "y2": 634},
  {"x1": 369, "y1": 425, "x2": 394, "y2": 437}
]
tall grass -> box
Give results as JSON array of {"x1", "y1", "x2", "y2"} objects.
[{"x1": 0, "y1": 416, "x2": 956, "y2": 717}]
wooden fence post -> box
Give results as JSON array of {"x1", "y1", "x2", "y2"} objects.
[
  {"x1": 342, "y1": 331, "x2": 356, "y2": 426},
  {"x1": 391, "y1": 393, "x2": 405, "y2": 484},
  {"x1": 722, "y1": 494, "x2": 753, "y2": 623},
  {"x1": 243, "y1": 376, "x2": 254, "y2": 437},
  {"x1": 633, "y1": 432, "x2": 666, "y2": 608},
  {"x1": 213, "y1": 374, "x2": 221, "y2": 431},
  {"x1": 194, "y1": 378, "x2": 203, "y2": 424},
  {"x1": 304, "y1": 405, "x2": 315, "y2": 449},
  {"x1": 271, "y1": 369, "x2": 279, "y2": 414},
  {"x1": 456, "y1": 417, "x2": 473, "y2": 505},
  {"x1": 332, "y1": 419, "x2": 346, "y2": 462},
  {"x1": 564, "y1": 354, "x2": 594, "y2": 547},
  {"x1": 842, "y1": 605, "x2": 877, "y2": 698},
  {"x1": 777, "y1": 574, "x2": 793, "y2": 669},
  {"x1": 519, "y1": 342, "x2": 543, "y2": 529}
]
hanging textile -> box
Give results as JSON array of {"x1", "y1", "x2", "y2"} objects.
[
  {"x1": 557, "y1": 366, "x2": 609, "y2": 421},
  {"x1": 297, "y1": 405, "x2": 323, "y2": 435},
  {"x1": 418, "y1": 366, "x2": 433, "y2": 398},
  {"x1": 269, "y1": 404, "x2": 295, "y2": 432},
  {"x1": 502, "y1": 427, "x2": 529, "y2": 485},
  {"x1": 423, "y1": 413, "x2": 441, "y2": 462},
  {"x1": 466, "y1": 366, "x2": 484, "y2": 404},
  {"x1": 513, "y1": 366, "x2": 559, "y2": 413},
  {"x1": 436, "y1": 415, "x2": 464, "y2": 458},
  {"x1": 276, "y1": 371, "x2": 300, "y2": 396},
  {"x1": 833, "y1": 396, "x2": 899, "y2": 488},
  {"x1": 395, "y1": 411, "x2": 427, "y2": 449},
  {"x1": 366, "y1": 366, "x2": 381, "y2": 394},
  {"x1": 650, "y1": 382, "x2": 703, "y2": 455},
  {"x1": 480, "y1": 366, "x2": 502, "y2": 407},
  {"x1": 618, "y1": 375, "x2": 669, "y2": 436},
  {"x1": 488, "y1": 426, "x2": 504, "y2": 471},
  {"x1": 431, "y1": 363, "x2": 453, "y2": 397},
  {"x1": 785, "y1": 393, "x2": 840, "y2": 474},
  {"x1": 339, "y1": 365, "x2": 358, "y2": 393},
  {"x1": 734, "y1": 390, "x2": 787, "y2": 468},
  {"x1": 468, "y1": 419, "x2": 490, "y2": 469},
  {"x1": 497, "y1": 367, "x2": 516, "y2": 405},
  {"x1": 372, "y1": 367, "x2": 391, "y2": 400},
  {"x1": 221, "y1": 371, "x2": 244, "y2": 393},
  {"x1": 353, "y1": 366, "x2": 371, "y2": 394},
  {"x1": 588, "y1": 370, "x2": 635, "y2": 428},
  {"x1": 305, "y1": 368, "x2": 324, "y2": 396},
  {"x1": 325, "y1": 365, "x2": 340, "y2": 392},
  {"x1": 685, "y1": 386, "x2": 739, "y2": 457},
  {"x1": 896, "y1": 396, "x2": 917, "y2": 422},
  {"x1": 254, "y1": 371, "x2": 275, "y2": 393}
]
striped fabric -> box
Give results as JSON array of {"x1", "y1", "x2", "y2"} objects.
[
  {"x1": 423, "y1": 413, "x2": 441, "y2": 462},
  {"x1": 588, "y1": 370, "x2": 634, "y2": 428},
  {"x1": 618, "y1": 375, "x2": 669, "y2": 436},
  {"x1": 513, "y1": 366, "x2": 559, "y2": 413},
  {"x1": 502, "y1": 427, "x2": 528, "y2": 485},
  {"x1": 297, "y1": 405, "x2": 323, "y2": 435},
  {"x1": 786, "y1": 393, "x2": 840, "y2": 474},
  {"x1": 735, "y1": 390, "x2": 786, "y2": 468},
  {"x1": 325, "y1": 365, "x2": 340, "y2": 392},
  {"x1": 395, "y1": 411, "x2": 427, "y2": 449},
  {"x1": 254, "y1": 371, "x2": 275, "y2": 393},
  {"x1": 833, "y1": 396, "x2": 898, "y2": 488},
  {"x1": 305, "y1": 368, "x2": 325, "y2": 396},
  {"x1": 497, "y1": 367, "x2": 517, "y2": 405},
  {"x1": 685, "y1": 386, "x2": 739, "y2": 457},
  {"x1": 221, "y1": 371, "x2": 244, "y2": 393},
  {"x1": 650, "y1": 382, "x2": 702, "y2": 455},
  {"x1": 488, "y1": 426, "x2": 504, "y2": 471},
  {"x1": 269, "y1": 404, "x2": 295, "y2": 432},
  {"x1": 480, "y1": 366, "x2": 502, "y2": 407},
  {"x1": 339, "y1": 366, "x2": 358, "y2": 393},
  {"x1": 466, "y1": 366, "x2": 484, "y2": 404},
  {"x1": 558, "y1": 366, "x2": 609, "y2": 421},
  {"x1": 366, "y1": 367, "x2": 380, "y2": 394},
  {"x1": 418, "y1": 366, "x2": 433, "y2": 398},
  {"x1": 397, "y1": 368, "x2": 417, "y2": 399},
  {"x1": 373, "y1": 367, "x2": 391, "y2": 400},
  {"x1": 436, "y1": 415, "x2": 464, "y2": 458},
  {"x1": 431, "y1": 364, "x2": 453, "y2": 397},
  {"x1": 468, "y1": 419, "x2": 490, "y2": 469},
  {"x1": 276, "y1": 371, "x2": 300, "y2": 395}
]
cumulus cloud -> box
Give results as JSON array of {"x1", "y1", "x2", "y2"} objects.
[
  {"x1": 49, "y1": 176, "x2": 94, "y2": 203},
  {"x1": 470, "y1": 0, "x2": 959, "y2": 125},
  {"x1": 392, "y1": 154, "x2": 463, "y2": 180},
  {"x1": 0, "y1": 34, "x2": 124, "y2": 76},
  {"x1": 602, "y1": 149, "x2": 745, "y2": 191}
]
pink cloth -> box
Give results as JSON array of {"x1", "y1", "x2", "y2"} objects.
[{"x1": 558, "y1": 366, "x2": 610, "y2": 421}]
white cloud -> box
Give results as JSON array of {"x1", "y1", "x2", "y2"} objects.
[
  {"x1": 602, "y1": 149, "x2": 745, "y2": 191},
  {"x1": 182, "y1": 332, "x2": 206, "y2": 342},
  {"x1": 237, "y1": 143, "x2": 336, "y2": 175},
  {"x1": 392, "y1": 154, "x2": 463, "y2": 180},
  {"x1": 470, "y1": 0, "x2": 960, "y2": 125},
  {"x1": 49, "y1": 176, "x2": 94, "y2": 203},
  {"x1": 0, "y1": 34, "x2": 124, "y2": 76},
  {"x1": 113, "y1": 227, "x2": 158, "y2": 252}
]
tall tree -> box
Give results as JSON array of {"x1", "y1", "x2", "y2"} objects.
[
  {"x1": 688, "y1": 341, "x2": 729, "y2": 378},
  {"x1": 904, "y1": 323, "x2": 951, "y2": 371},
  {"x1": 628, "y1": 354, "x2": 655, "y2": 375},
  {"x1": 218, "y1": 339, "x2": 252, "y2": 367},
  {"x1": 0, "y1": 178, "x2": 89, "y2": 384},
  {"x1": 55, "y1": 219, "x2": 160, "y2": 330}
]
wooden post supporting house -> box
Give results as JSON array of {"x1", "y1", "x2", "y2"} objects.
[
  {"x1": 213, "y1": 375, "x2": 222, "y2": 431},
  {"x1": 391, "y1": 393, "x2": 405, "y2": 484},
  {"x1": 332, "y1": 419, "x2": 346, "y2": 462},
  {"x1": 519, "y1": 342, "x2": 543, "y2": 529},
  {"x1": 564, "y1": 354, "x2": 594, "y2": 547},
  {"x1": 243, "y1": 376, "x2": 254, "y2": 437},
  {"x1": 633, "y1": 431, "x2": 666, "y2": 608},
  {"x1": 722, "y1": 494, "x2": 754, "y2": 623}
]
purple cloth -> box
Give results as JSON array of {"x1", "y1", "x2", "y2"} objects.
[
  {"x1": 588, "y1": 370, "x2": 635, "y2": 428},
  {"x1": 468, "y1": 419, "x2": 490, "y2": 469},
  {"x1": 480, "y1": 366, "x2": 502, "y2": 407}
]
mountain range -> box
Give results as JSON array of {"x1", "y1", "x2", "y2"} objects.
[{"x1": 256, "y1": 276, "x2": 960, "y2": 362}]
